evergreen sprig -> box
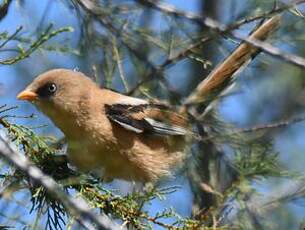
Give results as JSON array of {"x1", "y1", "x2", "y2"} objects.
[{"x1": 0, "y1": 25, "x2": 73, "y2": 65}]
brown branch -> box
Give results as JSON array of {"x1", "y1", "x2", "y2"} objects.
[
  {"x1": 137, "y1": 0, "x2": 305, "y2": 26},
  {"x1": 201, "y1": 115, "x2": 305, "y2": 142}
]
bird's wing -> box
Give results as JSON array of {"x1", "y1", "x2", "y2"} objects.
[{"x1": 105, "y1": 103, "x2": 188, "y2": 136}]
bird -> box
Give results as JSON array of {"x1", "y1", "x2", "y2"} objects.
[{"x1": 17, "y1": 69, "x2": 190, "y2": 182}]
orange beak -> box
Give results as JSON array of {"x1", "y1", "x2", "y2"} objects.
[{"x1": 17, "y1": 90, "x2": 38, "y2": 101}]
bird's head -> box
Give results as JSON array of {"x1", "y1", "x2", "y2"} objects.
[{"x1": 17, "y1": 69, "x2": 97, "y2": 130}]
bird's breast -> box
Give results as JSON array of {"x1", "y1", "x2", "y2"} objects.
[{"x1": 65, "y1": 112, "x2": 186, "y2": 182}]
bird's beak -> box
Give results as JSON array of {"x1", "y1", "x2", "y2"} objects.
[{"x1": 17, "y1": 90, "x2": 38, "y2": 101}]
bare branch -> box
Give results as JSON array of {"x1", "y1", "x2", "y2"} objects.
[
  {"x1": 137, "y1": 0, "x2": 305, "y2": 69},
  {"x1": 201, "y1": 115, "x2": 305, "y2": 142},
  {"x1": 220, "y1": 175, "x2": 305, "y2": 226},
  {"x1": 128, "y1": 0, "x2": 305, "y2": 94},
  {"x1": 112, "y1": 37, "x2": 130, "y2": 92},
  {"x1": 137, "y1": 0, "x2": 305, "y2": 26}
]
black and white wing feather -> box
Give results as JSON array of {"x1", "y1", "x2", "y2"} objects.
[{"x1": 105, "y1": 103, "x2": 188, "y2": 136}]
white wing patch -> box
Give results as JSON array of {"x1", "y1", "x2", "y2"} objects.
[
  {"x1": 111, "y1": 117, "x2": 144, "y2": 133},
  {"x1": 144, "y1": 118, "x2": 188, "y2": 136},
  {"x1": 105, "y1": 101, "x2": 188, "y2": 136},
  {"x1": 117, "y1": 96, "x2": 148, "y2": 105}
]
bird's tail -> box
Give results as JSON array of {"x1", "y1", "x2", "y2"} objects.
[
  {"x1": 182, "y1": 15, "x2": 281, "y2": 114},
  {"x1": 183, "y1": 15, "x2": 281, "y2": 217}
]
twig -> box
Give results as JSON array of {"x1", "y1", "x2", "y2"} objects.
[
  {"x1": 137, "y1": 0, "x2": 305, "y2": 26},
  {"x1": 230, "y1": 1, "x2": 304, "y2": 29},
  {"x1": 129, "y1": 0, "x2": 302, "y2": 94},
  {"x1": 112, "y1": 37, "x2": 129, "y2": 92},
  {"x1": 0, "y1": 26, "x2": 23, "y2": 49},
  {"x1": 137, "y1": 0, "x2": 305, "y2": 69},
  {"x1": 76, "y1": 0, "x2": 160, "y2": 87},
  {"x1": 219, "y1": 175, "x2": 305, "y2": 226},
  {"x1": 200, "y1": 115, "x2": 305, "y2": 142},
  {"x1": 0, "y1": 25, "x2": 73, "y2": 65}
]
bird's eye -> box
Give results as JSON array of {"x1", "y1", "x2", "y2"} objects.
[
  {"x1": 36, "y1": 82, "x2": 57, "y2": 98},
  {"x1": 48, "y1": 83, "x2": 57, "y2": 93}
]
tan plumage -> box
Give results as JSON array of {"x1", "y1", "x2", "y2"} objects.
[{"x1": 17, "y1": 69, "x2": 189, "y2": 182}]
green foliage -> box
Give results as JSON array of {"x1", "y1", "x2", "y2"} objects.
[{"x1": 0, "y1": 24, "x2": 73, "y2": 65}]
